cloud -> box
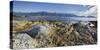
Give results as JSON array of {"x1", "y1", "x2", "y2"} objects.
[{"x1": 76, "y1": 5, "x2": 97, "y2": 17}]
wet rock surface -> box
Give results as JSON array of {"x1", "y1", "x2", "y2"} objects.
[{"x1": 11, "y1": 21, "x2": 97, "y2": 49}]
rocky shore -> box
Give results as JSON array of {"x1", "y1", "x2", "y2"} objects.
[{"x1": 11, "y1": 21, "x2": 97, "y2": 49}]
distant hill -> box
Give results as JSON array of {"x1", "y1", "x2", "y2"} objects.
[
  {"x1": 12, "y1": 11, "x2": 95, "y2": 18},
  {"x1": 11, "y1": 11, "x2": 96, "y2": 21},
  {"x1": 12, "y1": 11, "x2": 81, "y2": 17}
]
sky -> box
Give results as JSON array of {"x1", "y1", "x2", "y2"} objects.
[{"x1": 12, "y1": 1, "x2": 91, "y2": 14}]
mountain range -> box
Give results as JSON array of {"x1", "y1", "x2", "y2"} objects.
[{"x1": 12, "y1": 11, "x2": 95, "y2": 18}]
